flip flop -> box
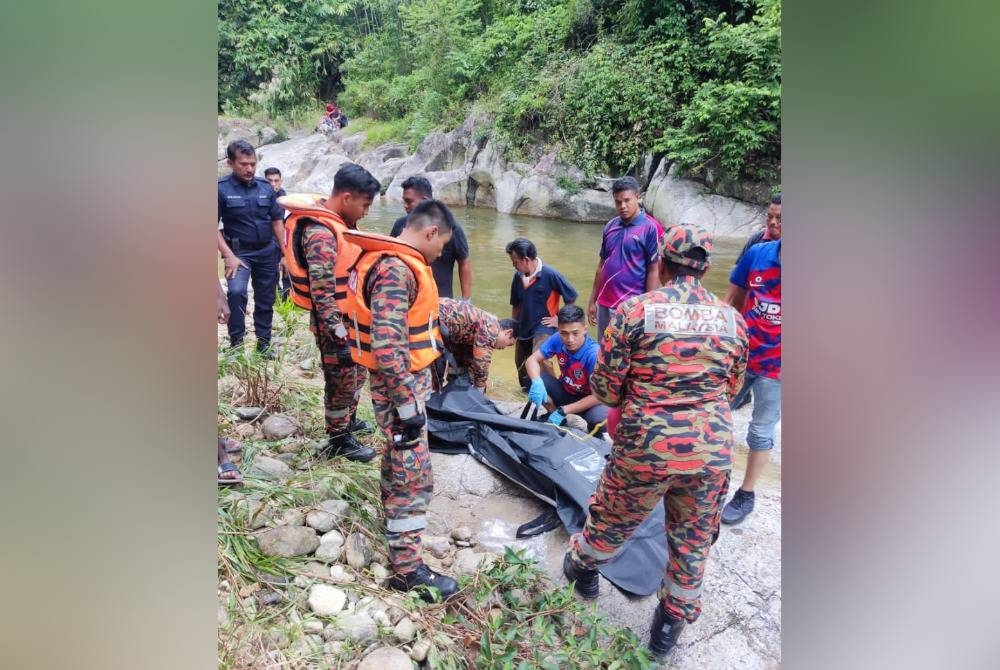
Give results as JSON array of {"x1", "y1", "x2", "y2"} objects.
[
  {"x1": 220, "y1": 437, "x2": 243, "y2": 455},
  {"x1": 218, "y1": 461, "x2": 243, "y2": 487}
]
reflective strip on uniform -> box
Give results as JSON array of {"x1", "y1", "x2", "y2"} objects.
[
  {"x1": 386, "y1": 515, "x2": 427, "y2": 533},
  {"x1": 574, "y1": 534, "x2": 623, "y2": 562},
  {"x1": 663, "y1": 576, "x2": 702, "y2": 600}
]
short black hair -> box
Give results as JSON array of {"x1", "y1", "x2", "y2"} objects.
[
  {"x1": 401, "y1": 175, "x2": 433, "y2": 199},
  {"x1": 505, "y1": 237, "x2": 537, "y2": 260},
  {"x1": 499, "y1": 318, "x2": 517, "y2": 334},
  {"x1": 332, "y1": 163, "x2": 380, "y2": 198},
  {"x1": 662, "y1": 248, "x2": 708, "y2": 279},
  {"x1": 612, "y1": 176, "x2": 641, "y2": 196},
  {"x1": 264, "y1": 167, "x2": 281, "y2": 178},
  {"x1": 406, "y1": 199, "x2": 456, "y2": 233},
  {"x1": 227, "y1": 140, "x2": 256, "y2": 160},
  {"x1": 557, "y1": 305, "x2": 586, "y2": 325},
  {"x1": 771, "y1": 193, "x2": 781, "y2": 205}
]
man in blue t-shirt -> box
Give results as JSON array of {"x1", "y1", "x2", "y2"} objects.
[
  {"x1": 524, "y1": 305, "x2": 609, "y2": 436},
  {"x1": 506, "y1": 237, "x2": 578, "y2": 390}
]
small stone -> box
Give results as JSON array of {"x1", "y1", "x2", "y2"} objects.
[
  {"x1": 370, "y1": 564, "x2": 389, "y2": 583},
  {"x1": 277, "y1": 508, "x2": 305, "y2": 527},
  {"x1": 422, "y1": 534, "x2": 452, "y2": 559},
  {"x1": 410, "y1": 638, "x2": 432, "y2": 662},
  {"x1": 323, "y1": 641, "x2": 344, "y2": 655},
  {"x1": 256, "y1": 590, "x2": 284, "y2": 607},
  {"x1": 452, "y1": 548, "x2": 497, "y2": 576},
  {"x1": 358, "y1": 646, "x2": 412, "y2": 670},
  {"x1": 451, "y1": 526, "x2": 473, "y2": 542},
  {"x1": 293, "y1": 575, "x2": 311, "y2": 588},
  {"x1": 304, "y1": 620, "x2": 325, "y2": 634},
  {"x1": 298, "y1": 357, "x2": 316, "y2": 371},
  {"x1": 248, "y1": 455, "x2": 293, "y2": 480},
  {"x1": 306, "y1": 510, "x2": 337, "y2": 533},
  {"x1": 304, "y1": 561, "x2": 330, "y2": 579},
  {"x1": 315, "y1": 529, "x2": 346, "y2": 562},
  {"x1": 386, "y1": 605, "x2": 406, "y2": 626},
  {"x1": 329, "y1": 565, "x2": 356, "y2": 583},
  {"x1": 278, "y1": 441, "x2": 301, "y2": 454},
  {"x1": 256, "y1": 526, "x2": 319, "y2": 557},
  {"x1": 217, "y1": 604, "x2": 229, "y2": 626},
  {"x1": 276, "y1": 453, "x2": 295, "y2": 464},
  {"x1": 235, "y1": 498, "x2": 271, "y2": 529},
  {"x1": 262, "y1": 414, "x2": 299, "y2": 440},
  {"x1": 393, "y1": 617, "x2": 417, "y2": 643},
  {"x1": 219, "y1": 580, "x2": 230, "y2": 592},
  {"x1": 235, "y1": 422, "x2": 256, "y2": 438},
  {"x1": 455, "y1": 540, "x2": 472, "y2": 548},
  {"x1": 345, "y1": 532, "x2": 373, "y2": 569},
  {"x1": 235, "y1": 406, "x2": 265, "y2": 421},
  {"x1": 372, "y1": 610, "x2": 391, "y2": 627},
  {"x1": 319, "y1": 499, "x2": 351, "y2": 520},
  {"x1": 336, "y1": 612, "x2": 378, "y2": 644},
  {"x1": 308, "y1": 584, "x2": 347, "y2": 616}
]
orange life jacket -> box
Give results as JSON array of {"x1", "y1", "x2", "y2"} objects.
[
  {"x1": 339, "y1": 230, "x2": 444, "y2": 372},
  {"x1": 278, "y1": 194, "x2": 362, "y2": 312}
]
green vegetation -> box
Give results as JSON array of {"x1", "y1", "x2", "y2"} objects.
[{"x1": 219, "y1": 0, "x2": 780, "y2": 186}]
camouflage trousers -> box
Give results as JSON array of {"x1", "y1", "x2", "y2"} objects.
[
  {"x1": 370, "y1": 368, "x2": 434, "y2": 574},
  {"x1": 568, "y1": 455, "x2": 730, "y2": 622},
  {"x1": 314, "y1": 327, "x2": 368, "y2": 435}
]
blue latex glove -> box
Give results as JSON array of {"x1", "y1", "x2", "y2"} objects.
[
  {"x1": 527, "y1": 378, "x2": 547, "y2": 406},
  {"x1": 547, "y1": 408, "x2": 566, "y2": 426}
]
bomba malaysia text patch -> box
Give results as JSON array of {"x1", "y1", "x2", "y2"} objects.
[{"x1": 643, "y1": 303, "x2": 737, "y2": 337}]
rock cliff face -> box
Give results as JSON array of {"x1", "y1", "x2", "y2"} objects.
[{"x1": 220, "y1": 116, "x2": 768, "y2": 237}]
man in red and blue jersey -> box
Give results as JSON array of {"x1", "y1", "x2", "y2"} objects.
[
  {"x1": 586, "y1": 176, "x2": 663, "y2": 341},
  {"x1": 523, "y1": 305, "x2": 609, "y2": 436},
  {"x1": 721, "y1": 206, "x2": 782, "y2": 525}
]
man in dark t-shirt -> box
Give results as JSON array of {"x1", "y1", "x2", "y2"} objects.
[{"x1": 390, "y1": 175, "x2": 472, "y2": 299}]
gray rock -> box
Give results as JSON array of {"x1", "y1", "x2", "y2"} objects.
[
  {"x1": 334, "y1": 612, "x2": 378, "y2": 644},
  {"x1": 308, "y1": 584, "x2": 347, "y2": 616},
  {"x1": 298, "y1": 357, "x2": 315, "y2": 371},
  {"x1": 410, "y1": 638, "x2": 432, "y2": 662},
  {"x1": 422, "y1": 534, "x2": 452, "y2": 559},
  {"x1": 276, "y1": 508, "x2": 305, "y2": 527},
  {"x1": 248, "y1": 455, "x2": 293, "y2": 480},
  {"x1": 275, "y1": 453, "x2": 295, "y2": 464},
  {"x1": 370, "y1": 563, "x2": 389, "y2": 583},
  {"x1": 319, "y1": 499, "x2": 350, "y2": 520},
  {"x1": 306, "y1": 509, "x2": 338, "y2": 533},
  {"x1": 234, "y1": 406, "x2": 265, "y2": 421},
  {"x1": 315, "y1": 529, "x2": 346, "y2": 562},
  {"x1": 259, "y1": 126, "x2": 278, "y2": 144},
  {"x1": 323, "y1": 640, "x2": 344, "y2": 656},
  {"x1": 452, "y1": 548, "x2": 497, "y2": 576},
  {"x1": 329, "y1": 565, "x2": 356, "y2": 583},
  {"x1": 451, "y1": 526, "x2": 473, "y2": 542},
  {"x1": 262, "y1": 414, "x2": 298, "y2": 440},
  {"x1": 234, "y1": 498, "x2": 271, "y2": 529},
  {"x1": 359, "y1": 647, "x2": 412, "y2": 670},
  {"x1": 345, "y1": 532, "x2": 373, "y2": 569},
  {"x1": 393, "y1": 617, "x2": 417, "y2": 643},
  {"x1": 256, "y1": 526, "x2": 319, "y2": 557}
]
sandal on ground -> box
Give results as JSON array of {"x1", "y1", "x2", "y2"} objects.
[{"x1": 218, "y1": 461, "x2": 243, "y2": 487}]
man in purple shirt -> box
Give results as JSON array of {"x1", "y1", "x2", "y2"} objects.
[{"x1": 587, "y1": 176, "x2": 663, "y2": 340}]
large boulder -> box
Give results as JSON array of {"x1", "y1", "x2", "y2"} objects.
[{"x1": 645, "y1": 162, "x2": 766, "y2": 238}]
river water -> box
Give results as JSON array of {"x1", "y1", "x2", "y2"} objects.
[{"x1": 360, "y1": 200, "x2": 744, "y2": 400}]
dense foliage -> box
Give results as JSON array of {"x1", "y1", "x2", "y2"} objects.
[{"x1": 219, "y1": 0, "x2": 780, "y2": 185}]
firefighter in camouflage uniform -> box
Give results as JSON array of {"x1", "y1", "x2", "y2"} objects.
[
  {"x1": 435, "y1": 297, "x2": 517, "y2": 391},
  {"x1": 563, "y1": 225, "x2": 748, "y2": 660},
  {"x1": 339, "y1": 200, "x2": 461, "y2": 601},
  {"x1": 280, "y1": 164, "x2": 381, "y2": 463}
]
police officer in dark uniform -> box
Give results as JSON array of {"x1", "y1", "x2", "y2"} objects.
[{"x1": 217, "y1": 140, "x2": 286, "y2": 355}]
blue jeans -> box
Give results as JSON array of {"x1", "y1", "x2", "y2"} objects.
[
  {"x1": 738, "y1": 373, "x2": 781, "y2": 451},
  {"x1": 225, "y1": 242, "x2": 281, "y2": 347},
  {"x1": 541, "y1": 371, "x2": 609, "y2": 435}
]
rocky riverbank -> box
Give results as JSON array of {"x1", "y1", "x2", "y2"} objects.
[
  {"x1": 217, "y1": 296, "x2": 782, "y2": 669},
  {"x1": 218, "y1": 115, "x2": 767, "y2": 238}
]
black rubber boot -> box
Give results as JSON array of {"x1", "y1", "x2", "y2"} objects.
[
  {"x1": 648, "y1": 604, "x2": 687, "y2": 659},
  {"x1": 387, "y1": 564, "x2": 459, "y2": 602},
  {"x1": 562, "y1": 552, "x2": 599, "y2": 599},
  {"x1": 322, "y1": 432, "x2": 376, "y2": 463},
  {"x1": 348, "y1": 415, "x2": 373, "y2": 435}
]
